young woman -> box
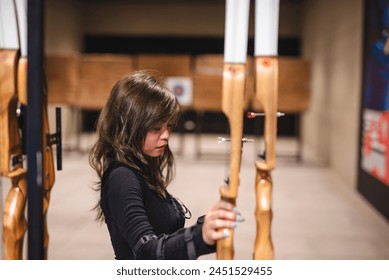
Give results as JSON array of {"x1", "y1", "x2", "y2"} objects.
[{"x1": 89, "y1": 71, "x2": 243, "y2": 260}]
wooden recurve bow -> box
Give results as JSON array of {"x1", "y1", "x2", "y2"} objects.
[
  {"x1": 216, "y1": 0, "x2": 250, "y2": 260},
  {"x1": 249, "y1": 0, "x2": 280, "y2": 260},
  {"x1": 0, "y1": 0, "x2": 27, "y2": 260},
  {"x1": 1, "y1": 0, "x2": 62, "y2": 259}
]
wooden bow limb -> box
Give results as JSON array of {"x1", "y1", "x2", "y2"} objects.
[
  {"x1": 0, "y1": 49, "x2": 28, "y2": 260},
  {"x1": 253, "y1": 56, "x2": 278, "y2": 260},
  {"x1": 217, "y1": 64, "x2": 246, "y2": 260},
  {"x1": 216, "y1": 0, "x2": 249, "y2": 259},
  {"x1": 17, "y1": 57, "x2": 27, "y2": 105}
]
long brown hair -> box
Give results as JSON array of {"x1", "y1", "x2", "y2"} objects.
[{"x1": 89, "y1": 71, "x2": 180, "y2": 221}]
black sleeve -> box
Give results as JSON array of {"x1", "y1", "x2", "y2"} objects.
[
  {"x1": 106, "y1": 167, "x2": 215, "y2": 260},
  {"x1": 137, "y1": 218, "x2": 216, "y2": 260}
]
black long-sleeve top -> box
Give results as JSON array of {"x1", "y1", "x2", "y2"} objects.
[{"x1": 100, "y1": 162, "x2": 215, "y2": 259}]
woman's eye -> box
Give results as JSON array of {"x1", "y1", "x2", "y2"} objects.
[{"x1": 151, "y1": 123, "x2": 171, "y2": 132}]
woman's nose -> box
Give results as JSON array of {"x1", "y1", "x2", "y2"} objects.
[{"x1": 161, "y1": 127, "x2": 170, "y2": 139}]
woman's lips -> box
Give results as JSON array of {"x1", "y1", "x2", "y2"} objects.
[{"x1": 156, "y1": 145, "x2": 166, "y2": 150}]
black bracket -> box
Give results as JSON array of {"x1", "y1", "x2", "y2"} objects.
[{"x1": 46, "y1": 107, "x2": 62, "y2": 170}]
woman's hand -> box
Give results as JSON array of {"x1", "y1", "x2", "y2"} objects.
[{"x1": 202, "y1": 200, "x2": 244, "y2": 246}]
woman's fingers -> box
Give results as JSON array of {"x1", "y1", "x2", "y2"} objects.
[
  {"x1": 207, "y1": 218, "x2": 238, "y2": 230},
  {"x1": 208, "y1": 228, "x2": 232, "y2": 241},
  {"x1": 202, "y1": 200, "x2": 246, "y2": 245},
  {"x1": 207, "y1": 209, "x2": 234, "y2": 221},
  {"x1": 206, "y1": 206, "x2": 245, "y2": 223}
]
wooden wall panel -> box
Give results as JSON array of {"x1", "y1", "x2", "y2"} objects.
[
  {"x1": 76, "y1": 54, "x2": 135, "y2": 110},
  {"x1": 192, "y1": 74, "x2": 223, "y2": 112},
  {"x1": 193, "y1": 54, "x2": 254, "y2": 111},
  {"x1": 251, "y1": 57, "x2": 311, "y2": 113},
  {"x1": 46, "y1": 53, "x2": 310, "y2": 114},
  {"x1": 137, "y1": 54, "x2": 191, "y2": 77},
  {"x1": 46, "y1": 53, "x2": 80, "y2": 105}
]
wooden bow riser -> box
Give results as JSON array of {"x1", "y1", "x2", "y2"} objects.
[
  {"x1": 217, "y1": 63, "x2": 246, "y2": 260},
  {"x1": 2, "y1": 174, "x2": 28, "y2": 260},
  {"x1": 0, "y1": 49, "x2": 28, "y2": 260},
  {"x1": 254, "y1": 169, "x2": 274, "y2": 260},
  {"x1": 253, "y1": 56, "x2": 278, "y2": 260}
]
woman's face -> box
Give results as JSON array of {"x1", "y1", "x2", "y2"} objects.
[{"x1": 142, "y1": 122, "x2": 171, "y2": 157}]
